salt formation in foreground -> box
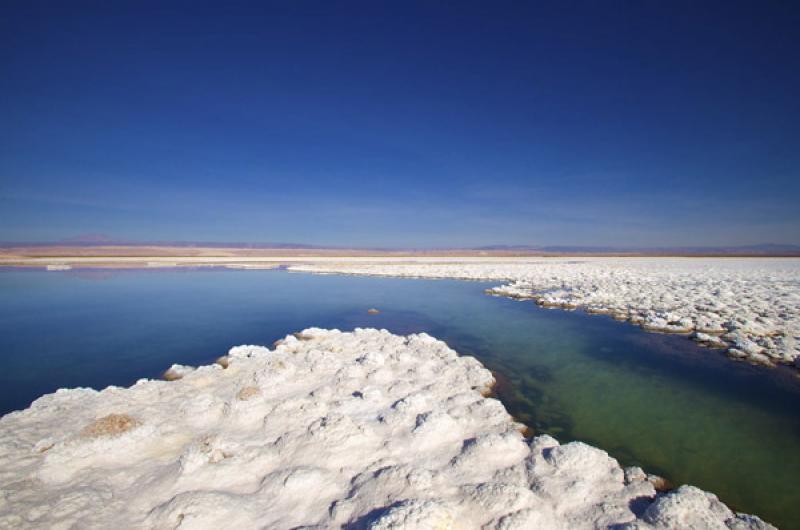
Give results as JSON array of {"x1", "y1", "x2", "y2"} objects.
[
  {"x1": 0, "y1": 329, "x2": 774, "y2": 529},
  {"x1": 289, "y1": 258, "x2": 800, "y2": 370}
]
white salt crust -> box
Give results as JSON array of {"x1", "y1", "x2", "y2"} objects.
[
  {"x1": 288, "y1": 258, "x2": 800, "y2": 369},
  {"x1": 0, "y1": 329, "x2": 774, "y2": 529}
]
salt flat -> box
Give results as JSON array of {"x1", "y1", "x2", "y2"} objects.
[
  {"x1": 0, "y1": 329, "x2": 774, "y2": 529},
  {"x1": 289, "y1": 258, "x2": 800, "y2": 370}
]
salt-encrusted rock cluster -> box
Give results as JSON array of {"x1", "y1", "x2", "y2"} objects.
[
  {"x1": 289, "y1": 258, "x2": 800, "y2": 370},
  {"x1": 0, "y1": 329, "x2": 774, "y2": 528}
]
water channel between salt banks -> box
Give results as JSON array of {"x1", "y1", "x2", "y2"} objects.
[{"x1": 1, "y1": 268, "x2": 798, "y2": 528}]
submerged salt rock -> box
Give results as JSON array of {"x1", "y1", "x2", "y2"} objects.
[
  {"x1": 646, "y1": 474, "x2": 673, "y2": 492},
  {"x1": 214, "y1": 355, "x2": 230, "y2": 368}
]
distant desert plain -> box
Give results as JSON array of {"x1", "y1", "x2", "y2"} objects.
[{"x1": 2, "y1": 243, "x2": 800, "y2": 270}]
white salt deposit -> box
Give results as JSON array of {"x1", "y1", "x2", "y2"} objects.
[
  {"x1": 162, "y1": 363, "x2": 197, "y2": 381},
  {"x1": 223, "y1": 263, "x2": 280, "y2": 269},
  {"x1": 288, "y1": 258, "x2": 800, "y2": 369},
  {"x1": 0, "y1": 328, "x2": 774, "y2": 529}
]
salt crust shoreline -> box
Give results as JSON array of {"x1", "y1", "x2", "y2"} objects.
[
  {"x1": 287, "y1": 258, "x2": 800, "y2": 371},
  {"x1": 0, "y1": 328, "x2": 774, "y2": 529}
]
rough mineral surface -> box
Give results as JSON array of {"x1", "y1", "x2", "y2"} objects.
[
  {"x1": 0, "y1": 329, "x2": 774, "y2": 529},
  {"x1": 289, "y1": 258, "x2": 800, "y2": 369}
]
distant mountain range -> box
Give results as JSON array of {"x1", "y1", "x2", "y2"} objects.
[
  {"x1": 1, "y1": 237, "x2": 799, "y2": 256},
  {"x1": 472, "y1": 244, "x2": 800, "y2": 255}
]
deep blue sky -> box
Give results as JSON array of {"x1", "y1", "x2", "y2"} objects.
[{"x1": 1, "y1": 1, "x2": 798, "y2": 247}]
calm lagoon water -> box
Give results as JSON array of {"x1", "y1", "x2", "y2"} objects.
[{"x1": 1, "y1": 268, "x2": 799, "y2": 528}]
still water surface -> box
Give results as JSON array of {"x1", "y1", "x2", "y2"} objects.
[{"x1": 1, "y1": 268, "x2": 798, "y2": 528}]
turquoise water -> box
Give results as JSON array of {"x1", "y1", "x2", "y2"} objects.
[{"x1": 1, "y1": 268, "x2": 798, "y2": 528}]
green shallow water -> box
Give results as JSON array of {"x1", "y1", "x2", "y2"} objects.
[{"x1": 1, "y1": 268, "x2": 798, "y2": 528}]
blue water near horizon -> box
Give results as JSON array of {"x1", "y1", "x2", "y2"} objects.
[{"x1": 1, "y1": 268, "x2": 799, "y2": 528}]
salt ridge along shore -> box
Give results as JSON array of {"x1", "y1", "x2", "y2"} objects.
[
  {"x1": 0, "y1": 328, "x2": 775, "y2": 529},
  {"x1": 288, "y1": 258, "x2": 800, "y2": 370}
]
